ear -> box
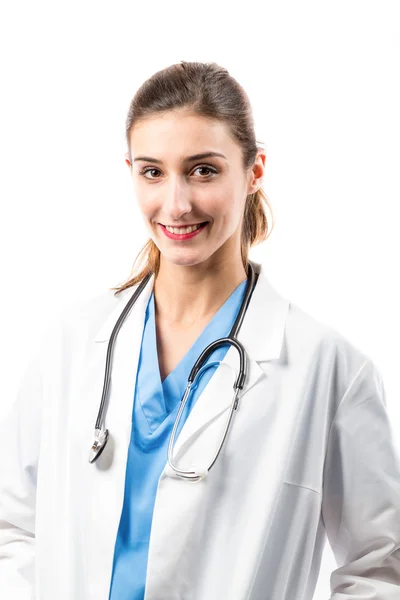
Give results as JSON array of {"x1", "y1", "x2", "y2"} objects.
[
  {"x1": 247, "y1": 150, "x2": 266, "y2": 194},
  {"x1": 125, "y1": 152, "x2": 132, "y2": 169}
]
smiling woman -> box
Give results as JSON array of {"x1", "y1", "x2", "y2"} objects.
[{"x1": 1, "y1": 60, "x2": 400, "y2": 600}]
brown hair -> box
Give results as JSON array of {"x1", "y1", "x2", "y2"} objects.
[{"x1": 110, "y1": 61, "x2": 275, "y2": 295}]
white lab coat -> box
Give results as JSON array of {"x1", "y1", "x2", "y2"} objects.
[{"x1": 1, "y1": 260, "x2": 400, "y2": 600}]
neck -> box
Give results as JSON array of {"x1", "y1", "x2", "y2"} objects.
[{"x1": 153, "y1": 254, "x2": 248, "y2": 328}]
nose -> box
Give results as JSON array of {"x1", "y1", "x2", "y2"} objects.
[{"x1": 162, "y1": 174, "x2": 192, "y2": 221}]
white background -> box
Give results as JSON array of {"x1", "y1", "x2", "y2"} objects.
[{"x1": 1, "y1": 1, "x2": 399, "y2": 597}]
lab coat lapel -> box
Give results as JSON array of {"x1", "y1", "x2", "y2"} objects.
[
  {"x1": 93, "y1": 273, "x2": 155, "y2": 428},
  {"x1": 161, "y1": 263, "x2": 290, "y2": 469}
]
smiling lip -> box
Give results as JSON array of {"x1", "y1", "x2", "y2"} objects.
[
  {"x1": 159, "y1": 222, "x2": 208, "y2": 240},
  {"x1": 161, "y1": 222, "x2": 207, "y2": 227}
]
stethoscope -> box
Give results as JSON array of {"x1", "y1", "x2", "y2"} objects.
[{"x1": 89, "y1": 261, "x2": 259, "y2": 482}]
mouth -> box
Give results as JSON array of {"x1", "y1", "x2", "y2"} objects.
[
  {"x1": 160, "y1": 221, "x2": 208, "y2": 229},
  {"x1": 159, "y1": 221, "x2": 209, "y2": 240}
]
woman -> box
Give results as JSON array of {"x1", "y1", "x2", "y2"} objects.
[{"x1": 1, "y1": 61, "x2": 400, "y2": 600}]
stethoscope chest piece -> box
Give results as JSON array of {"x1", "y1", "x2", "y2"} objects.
[{"x1": 89, "y1": 428, "x2": 109, "y2": 463}]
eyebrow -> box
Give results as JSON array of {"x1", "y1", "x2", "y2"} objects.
[{"x1": 133, "y1": 151, "x2": 227, "y2": 164}]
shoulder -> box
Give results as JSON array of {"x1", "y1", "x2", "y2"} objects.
[
  {"x1": 255, "y1": 262, "x2": 372, "y2": 384},
  {"x1": 38, "y1": 285, "x2": 139, "y2": 357},
  {"x1": 287, "y1": 299, "x2": 367, "y2": 354},
  {"x1": 284, "y1": 299, "x2": 373, "y2": 392}
]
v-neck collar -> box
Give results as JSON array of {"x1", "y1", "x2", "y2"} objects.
[{"x1": 136, "y1": 279, "x2": 248, "y2": 434}]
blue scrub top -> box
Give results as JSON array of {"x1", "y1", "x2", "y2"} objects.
[{"x1": 108, "y1": 278, "x2": 248, "y2": 600}]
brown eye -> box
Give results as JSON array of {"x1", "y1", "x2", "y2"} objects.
[
  {"x1": 193, "y1": 166, "x2": 218, "y2": 177},
  {"x1": 140, "y1": 167, "x2": 161, "y2": 179},
  {"x1": 139, "y1": 164, "x2": 218, "y2": 180}
]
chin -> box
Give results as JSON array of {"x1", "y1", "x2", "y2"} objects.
[{"x1": 160, "y1": 251, "x2": 210, "y2": 269}]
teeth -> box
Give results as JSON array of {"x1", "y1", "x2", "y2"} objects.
[{"x1": 165, "y1": 223, "x2": 203, "y2": 234}]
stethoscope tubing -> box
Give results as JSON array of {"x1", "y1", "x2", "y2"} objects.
[{"x1": 89, "y1": 262, "x2": 258, "y2": 472}]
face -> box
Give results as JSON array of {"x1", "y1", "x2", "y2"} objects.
[{"x1": 125, "y1": 109, "x2": 265, "y2": 270}]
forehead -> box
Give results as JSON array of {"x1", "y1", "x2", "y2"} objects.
[{"x1": 129, "y1": 110, "x2": 240, "y2": 160}]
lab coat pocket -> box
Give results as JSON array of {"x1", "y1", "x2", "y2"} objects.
[{"x1": 249, "y1": 480, "x2": 325, "y2": 600}]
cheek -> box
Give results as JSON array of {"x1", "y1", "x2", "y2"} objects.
[
  {"x1": 135, "y1": 193, "x2": 158, "y2": 218},
  {"x1": 210, "y1": 199, "x2": 242, "y2": 241},
  {"x1": 219, "y1": 192, "x2": 245, "y2": 226}
]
